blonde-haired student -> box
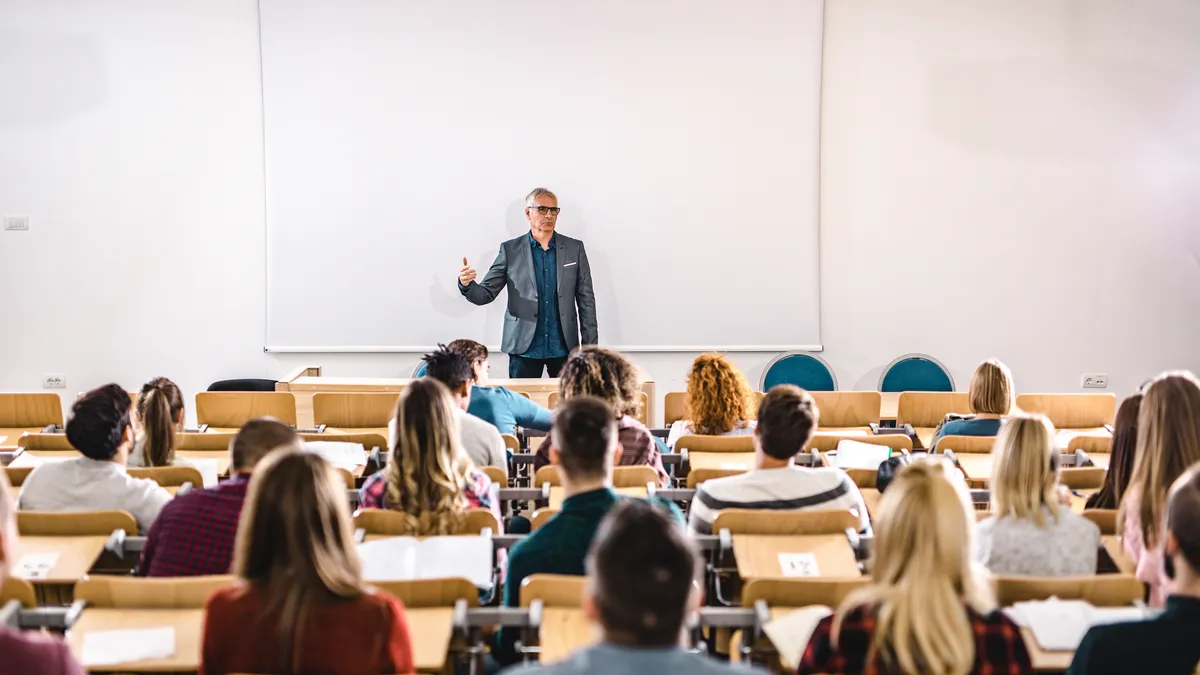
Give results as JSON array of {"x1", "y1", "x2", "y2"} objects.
[
  {"x1": 931, "y1": 359, "x2": 1015, "y2": 449},
  {"x1": 1121, "y1": 370, "x2": 1200, "y2": 607},
  {"x1": 798, "y1": 459, "x2": 1032, "y2": 675},
  {"x1": 199, "y1": 451, "x2": 414, "y2": 675},
  {"x1": 975, "y1": 414, "x2": 1099, "y2": 576}
]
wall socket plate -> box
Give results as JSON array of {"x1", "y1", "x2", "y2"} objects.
[
  {"x1": 42, "y1": 374, "x2": 66, "y2": 389},
  {"x1": 4, "y1": 215, "x2": 30, "y2": 231},
  {"x1": 1081, "y1": 373, "x2": 1108, "y2": 389}
]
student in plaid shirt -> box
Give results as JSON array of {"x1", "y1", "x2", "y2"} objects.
[
  {"x1": 139, "y1": 419, "x2": 301, "y2": 577},
  {"x1": 797, "y1": 459, "x2": 1032, "y2": 675}
]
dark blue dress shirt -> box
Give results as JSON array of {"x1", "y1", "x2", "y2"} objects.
[{"x1": 522, "y1": 232, "x2": 569, "y2": 359}]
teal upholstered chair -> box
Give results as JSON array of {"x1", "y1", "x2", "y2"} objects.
[
  {"x1": 411, "y1": 362, "x2": 428, "y2": 378},
  {"x1": 879, "y1": 354, "x2": 954, "y2": 392},
  {"x1": 761, "y1": 352, "x2": 837, "y2": 392}
]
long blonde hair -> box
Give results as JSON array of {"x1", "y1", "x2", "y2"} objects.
[
  {"x1": 968, "y1": 359, "x2": 1014, "y2": 416},
  {"x1": 990, "y1": 413, "x2": 1060, "y2": 527},
  {"x1": 1123, "y1": 371, "x2": 1200, "y2": 547},
  {"x1": 834, "y1": 459, "x2": 995, "y2": 675},
  {"x1": 685, "y1": 354, "x2": 755, "y2": 434},
  {"x1": 232, "y1": 450, "x2": 372, "y2": 672},
  {"x1": 385, "y1": 378, "x2": 470, "y2": 535}
]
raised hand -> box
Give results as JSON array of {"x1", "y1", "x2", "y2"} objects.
[{"x1": 458, "y1": 257, "x2": 478, "y2": 286}]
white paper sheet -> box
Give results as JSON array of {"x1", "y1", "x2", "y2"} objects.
[
  {"x1": 1005, "y1": 598, "x2": 1148, "y2": 651},
  {"x1": 763, "y1": 606, "x2": 832, "y2": 669},
  {"x1": 1055, "y1": 430, "x2": 1079, "y2": 449},
  {"x1": 305, "y1": 441, "x2": 367, "y2": 470},
  {"x1": 812, "y1": 429, "x2": 869, "y2": 437},
  {"x1": 189, "y1": 458, "x2": 221, "y2": 488},
  {"x1": 358, "y1": 535, "x2": 493, "y2": 588},
  {"x1": 7, "y1": 452, "x2": 72, "y2": 469},
  {"x1": 0, "y1": 436, "x2": 6, "y2": 445},
  {"x1": 778, "y1": 552, "x2": 820, "y2": 577},
  {"x1": 15, "y1": 553, "x2": 58, "y2": 580},
  {"x1": 81, "y1": 626, "x2": 177, "y2": 666},
  {"x1": 833, "y1": 439, "x2": 895, "y2": 470}
]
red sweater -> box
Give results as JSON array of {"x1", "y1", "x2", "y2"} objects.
[
  {"x1": 0, "y1": 627, "x2": 87, "y2": 675},
  {"x1": 199, "y1": 584, "x2": 414, "y2": 675}
]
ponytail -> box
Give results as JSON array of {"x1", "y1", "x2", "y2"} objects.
[{"x1": 137, "y1": 377, "x2": 185, "y2": 468}]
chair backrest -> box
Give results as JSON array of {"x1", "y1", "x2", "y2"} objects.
[
  {"x1": 128, "y1": 466, "x2": 204, "y2": 488},
  {"x1": 1066, "y1": 434, "x2": 1112, "y2": 455},
  {"x1": 531, "y1": 508, "x2": 558, "y2": 530},
  {"x1": 412, "y1": 362, "x2": 428, "y2": 378},
  {"x1": 312, "y1": 393, "x2": 398, "y2": 428},
  {"x1": 354, "y1": 507, "x2": 499, "y2": 536},
  {"x1": 612, "y1": 465, "x2": 659, "y2": 488},
  {"x1": 534, "y1": 465, "x2": 561, "y2": 487},
  {"x1": 177, "y1": 432, "x2": 237, "y2": 451},
  {"x1": 844, "y1": 468, "x2": 877, "y2": 489},
  {"x1": 712, "y1": 508, "x2": 859, "y2": 535},
  {"x1": 807, "y1": 433, "x2": 912, "y2": 454},
  {"x1": 480, "y1": 465, "x2": 507, "y2": 485},
  {"x1": 1059, "y1": 467, "x2": 1106, "y2": 490},
  {"x1": 195, "y1": 392, "x2": 298, "y2": 428},
  {"x1": 206, "y1": 379, "x2": 277, "y2": 392},
  {"x1": 762, "y1": 353, "x2": 837, "y2": 392},
  {"x1": 666, "y1": 391, "x2": 765, "y2": 426},
  {"x1": 741, "y1": 577, "x2": 869, "y2": 608},
  {"x1": 501, "y1": 434, "x2": 520, "y2": 453},
  {"x1": 17, "y1": 433, "x2": 74, "y2": 450},
  {"x1": 0, "y1": 577, "x2": 36, "y2": 608},
  {"x1": 373, "y1": 577, "x2": 480, "y2": 608},
  {"x1": 685, "y1": 467, "x2": 746, "y2": 489},
  {"x1": 675, "y1": 434, "x2": 755, "y2": 454},
  {"x1": 808, "y1": 391, "x2": 882, "y2": 428},
  {"x1": 17, "y1": 510, "x2": 137, "y2": 537},
  {"x1": 3, "y1": 467, "x2": 33, "y2": 487},
  {"x1": 896, "y1": 392, "x2": 972, "y2": 428},
  {"x1": 994, "y1": 575, "x2": 1143, "y2": 607},
  {"x1": 1081, "y1": 509, "x2": 1117, "y2": 535},
  {"x1": 1015, "y1": 393, "x2": 1117, "y2": 429},
  {"x1": 75, "y1": 575, "x2": 236, "y2": 608},
  {"x1": 299, "y1": 431, "x2": 389, "y2": 453},
  {"x1": 879, "y1": 355, "x2": 955, "y2": 393},
  {"x1": 548, "y1": 391, "x2": 650, "y2": 426},
  {"x1": 0, "y1": 393, "x2": 64, "y2": 428},
  {"x1": 331, "y1": 467, "x2": 355, "y2": 489},
  {"x1": 519, "y1": 573, "x2": 586, "y2": 608},
  {"x1": 933, "y1": 435, "x2": 997, "y2": 453}
]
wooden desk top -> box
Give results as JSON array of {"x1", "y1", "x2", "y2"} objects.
[
  {"x1": 0, "y1": 428, "x2": 42, "y2": 450},
  {"x1": 860, "y1": 488, "x2": 881, "y2": 521},
  {"x1": 954, "y1": 453, "x2": 994, "y2": 483},
  {"x1": 550, "y1": 486, "x2": 646, "y2": 510},
  {"x1": 1020, "y1": 627, "x2": 1072, "y2": 672},
  {"x1": 17, "y1": 536, "x2": 108, "y2": 585},
  {"x1": 67, "y1": 608, "x2": 202, "y2": 672},
  {"x1": 175, "y1": 451, "x2": 232, "y2": 477},
  {"x1": 406, "y1": 606, "x2": 455, "y2": 672},
  {"x1": 1102, "y1": 535, "x2": 1135, "y2": 575},
  {"x1": 539, "y1": 607, "x2": 594, "y2": 664},
  {"x1": 732, "y1": 534, "x2": 860, "y2": 580},
  {"x1": 1087, "y1": 452, "x2": 1111, "y2": 470},
  {"x1": 914, "y1": 426, "x2": 936, "y2": 450},
  {"x1": 687, "y1": 452, "x2": 756, "y2": 471}
]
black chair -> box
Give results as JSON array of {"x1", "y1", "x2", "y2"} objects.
[{"x1": 206, "y1": 378, "x2": 277, "y2": 392}]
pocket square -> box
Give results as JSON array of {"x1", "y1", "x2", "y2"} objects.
[{"x1": 563, "y1": 261, "x2": 578, "y2": 268}]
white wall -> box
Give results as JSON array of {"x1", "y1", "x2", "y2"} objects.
[{"x1": 1, "y1": 0, "x2": 1198, "y2": 424}]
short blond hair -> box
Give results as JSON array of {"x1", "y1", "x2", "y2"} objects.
[
  {"x1": 969, "y1": 359, "x2": 1014, "y2": 415},
  {"x1": 990, "y1": 413, "x2": 1059, "y2": 526}
]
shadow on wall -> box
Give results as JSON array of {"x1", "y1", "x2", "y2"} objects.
[{"x1": 0, "y1": 33, "x2": 107, "y2": 127}]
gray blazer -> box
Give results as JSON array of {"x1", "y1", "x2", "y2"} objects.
[{"x1": 460, "y1": 232, "x2": 598, "y2": 355}]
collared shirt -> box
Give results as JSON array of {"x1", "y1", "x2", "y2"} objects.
[
  {"x1": 139, "y1": 474, "x2": 251, "y2": 577},
  {"x1": 523, "y1": 232, "x2": 569, "y2": 359},
  {"x1": 468, "y1": 385, "x2": 553, "y2": 436},
  {"x1": 534, "y1": 415, "x2": 670, "y2": 487},
  {"x1": 798, "y1": 603, "x2": 1032, "y2": 675},
  {"x1": 504, "y1": 642, "x2": 763, "y2": 675},
  {"x1": 18, "y1": 456, "x2": 172, "y2": 534},
  {"x1": 1067, "y1": 595, "x2": 1200, "y2": 675},
  {"x1": 493, "y1": 487, "x2": 683, "y2": 665}
]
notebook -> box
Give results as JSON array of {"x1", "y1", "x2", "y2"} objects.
[
  {"x1": 1004, "y1": 598, "x2": 1148, "y2": 651},
  {"x1": 832, "y1": 439, "x2": 894, "y2": 470},
  {"x1": 189, "y1": 458, "x2": 220, "y2": 488},
  {"x1": 304, "y1": 441, "x2": 368, "y2": 471},
  {"x1": 81, "y1": 627, "x2": 176, "y2": 667},
  {"x1": 762, "y1": 606, "x2": 832, "y2": 669},
  {"x1": 358, "y1": 535, "x2": 493, "y2": 588},
  {"x1": 15, "y1": 553, "x2": 58, "y2": 580}
]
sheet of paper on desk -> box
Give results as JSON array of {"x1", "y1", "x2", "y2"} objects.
[
  {"x1": 8, "y1": 453, "x2": 71, "y2": 469},
  {"x1": 778, "y1": 552, "x2": 820, "y2": 577},
  {"x1": 1005, "y1": 598, "x2": 1148, "y2": 651},
  {"x1": 190, "y1": 459, "x2": 220, "y2": 487},
  {"x1": 82, "y1": 626, "x2": 176, "y2": 666},
  {"x1": 359, "y1": 535, "x2": 493, "y2": 588},
  {"x1": 834, "y1": 439, "x2": 894, "y2": 470},
  {"x1": 305, "y1": 441, "x2": 367, "y2": 470},
  {"x1": 763, "y1": 606, "x2": 832, "y2": 669},
  {"x1": 15, "y1": 553, "x2": 58, "y2": 580},
  {"x1": 1055, "y1": 430, "x2": 1079, "y2": 449},
  {"x1": 813, "y1": 429, "x2": 869, "y2": 437}
]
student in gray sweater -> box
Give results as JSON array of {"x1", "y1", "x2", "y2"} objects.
[{"x1": 503, "y1": 500, "x2": 760, "y2": 675}]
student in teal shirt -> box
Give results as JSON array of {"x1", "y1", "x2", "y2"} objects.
[
  {"x1": 448, "y1": 339, "x2": 552, "y2": 435},
  {"x1": 930, "y1": 358, "x2": 1014, "y2": 451}
]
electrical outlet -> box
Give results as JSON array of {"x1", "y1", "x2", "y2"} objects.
[
  {"x1": 1081, "y1": 373, "x2": 1108, "y2": 389},
  {"x1": 42, "y1": 374, "x2": 66, "y2": 389},
  {"x1": 4, "y1": 215, "x2": 29, "y2": 231}
]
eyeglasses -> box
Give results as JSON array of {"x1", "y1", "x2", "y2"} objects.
[{"x1": 531, "y1": 206, "x2": 561, "y2": 216}]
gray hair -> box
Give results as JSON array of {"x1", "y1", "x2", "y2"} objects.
[{"x1": 525, "y1": 187, "x2": 558, "y2": 207}]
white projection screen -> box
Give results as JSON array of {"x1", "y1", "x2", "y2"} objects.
[{"x1": 260, "y1": 0, "x2": 824, "y2": 352}]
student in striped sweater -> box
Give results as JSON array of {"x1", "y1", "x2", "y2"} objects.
[{"x1": 687, "y1": 384, "x2": 869, "y2": 535}]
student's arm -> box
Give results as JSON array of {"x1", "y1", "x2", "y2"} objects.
[
  {"x1": 138, "y1": 509, "x2": 166, "y2": 576},
  {"x1": 795, "y1": 615, "x2": 837, "y2": 674},
  {"x1": 198, "y1": 592, "x2": 228, "y2": 675},
  {"x1": 383, "y1": 596, "x2": 415, "y2": 675},
  {"x1": 134, "y1": 483, "x2": 174, "y2": 535},
  {"x1": 504, "y1": 388, "x2": 553, "y2": 432}
]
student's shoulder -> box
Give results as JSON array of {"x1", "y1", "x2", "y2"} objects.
[{"x1": 0, "y1": 626, "x2": 82, "y2": 674}]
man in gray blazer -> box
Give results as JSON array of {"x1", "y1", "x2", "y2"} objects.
[{"x1": 458, "y1": 187, "x2": 598, "y2": 378}]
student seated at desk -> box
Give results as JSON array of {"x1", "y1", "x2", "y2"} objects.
[
  {"x1": 140, "y1": 418, "x2": 301, "y2": 577},
  {"x1": 127, "y1": 377, "x2": 195, "y2": 469},
  {"x1": 930, "y1": 359, "x2": 1014, "y2": 450},
  {"x1": 449, "y1": 338, "x2": 553, "y2": 436},
  {"x1": 975, "y1": 414, "x2": 1099, "y2": 576},
  {"x1": 1069, "y1": 464, "x2": 1200, "y2": 675},
  {"x1": 19, "y1": 384, "x2": 171, "y2": 534},
  {"x1": 666, "y1": 353, "x2": 757, "y2": 450},
  {"x1": 687, "y1": 385, "x2": 869, "y2": 535},
  {"x1": 798, "y1": 459, "x2": 1032, "y2": 675},
  {"x1": 201, "y1": 451, "x2": 413, "y2": 675},
  {"x1": 1085, "y1": 392, "x2": 1141, "y2": 509},
  {"x1": 534, "y1": 347, "x2": 669, "y2": 487},
  {"x1": 423, "y1": 345, "x2": 508, "y2": 474},
  {"x1": 507, "y1": 500, "x2": 754, "y2": 675},
  {"x1": 0, "y1": 471, "x2": 88, "y2": 675},
  {"x1": 495, "y1": 397, "x2": 682, "y2": 666},
  {"x1": 359, "y1": 379, "x2": 501, "y2": 534},
  {"x1": 1120, "y1": 371, "x2": 1200, "y2": 607}
]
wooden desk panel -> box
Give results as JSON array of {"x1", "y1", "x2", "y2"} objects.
[
  {"x1": 18, "y1": 536, "x2": 108, "y2": 585},
  {"x1": 954, "y1": 453, "x2": 994, "y2": 483},
  {"x1": 406, "y1": 607, "x2": 455, "y2": 672},
  {"x1": 1102, "y1": 535, "x2": 1135, "y2": 575},
  {"x1": 550, "y1": 486, "x2": 646, "y2": 510},
  {"x1": 687, "y1": 452, "x2": 755, "y2": 471},
  {"x1": 67, "y1": 608, "x2": 202, "y2": 672},
  {"x1": 539, "y1": 607, "x2": 594, "y2": 664},
  {"x1": 0, "y1": 428, "x2": 45, "y2": 451},
  {"x1": 880, "y1": 392, "x2": 899, "y2": 422},
  {"x1": 860, "y1": 488, "x2": 881, "y2": 521},
  {"x1": 732, "y1": 535, "x2": 860, "y2": 580}
]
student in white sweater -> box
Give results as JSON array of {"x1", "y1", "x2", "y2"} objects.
[
  {"x1": 687, "y1": 385, "x2": 869, "y2": 535},
  {"x1": 974, "y1": 413, "x2": 1099, "y2": 576}
]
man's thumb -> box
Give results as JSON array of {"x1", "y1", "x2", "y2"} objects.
[{"x1": 462, "y1": 257, "x2": 468, "y2": 266}]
